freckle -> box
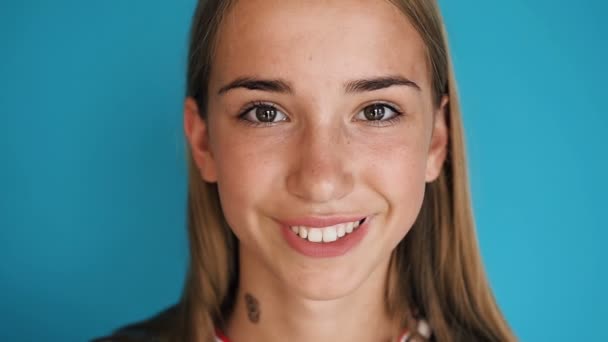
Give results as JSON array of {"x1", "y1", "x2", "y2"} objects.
[{"x1": 308, "y1": 54, "x2": 313, "y2": 61}]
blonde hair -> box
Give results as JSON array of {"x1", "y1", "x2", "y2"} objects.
[{"x1": 175, "y1": 0, "x2": 517, "y2": 341}]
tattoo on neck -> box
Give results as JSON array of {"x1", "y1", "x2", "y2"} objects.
[{"x1": 244, "y1": 293, "x2": 260, "y2": 323}]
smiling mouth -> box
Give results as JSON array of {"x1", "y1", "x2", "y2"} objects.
[{"x1": 288, "y1": 217, "x2": 367, "y2": 243}]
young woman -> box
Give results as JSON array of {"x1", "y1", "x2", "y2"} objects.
[{"x1": 95, "y1": 0, "x2": 515, "y2": 341}]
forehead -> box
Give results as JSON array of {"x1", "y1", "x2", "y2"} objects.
[{"x1": 211, "y1": 0, "x2": 429, "y2": 92}]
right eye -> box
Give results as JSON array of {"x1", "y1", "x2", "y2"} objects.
[{"x1": 239, "y1": 102, "x2": 288, "y2": 126}]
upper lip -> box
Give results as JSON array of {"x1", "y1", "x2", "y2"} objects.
[{"x1": 276, "y1": 215, "x2": 367, "y2": 228}]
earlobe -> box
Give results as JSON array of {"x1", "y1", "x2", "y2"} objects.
[
  {"x1": 184, "y1": 97, "x2": 218, "y2": 183},
  {"x1": 425, "y1": 95, "x2": 449, "y2": 183}
]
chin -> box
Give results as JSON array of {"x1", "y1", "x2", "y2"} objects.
[{"x1": 279, "y1": 261, "x2": 377, "y2": 301}]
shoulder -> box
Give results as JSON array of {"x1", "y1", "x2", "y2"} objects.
[{"x1": 91, "y1": 304, "x2": 180, "y2": 342}]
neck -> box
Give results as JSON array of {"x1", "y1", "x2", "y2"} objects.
[{"x1": 225, "y1": 244, "x2": 401, "y2": 342}]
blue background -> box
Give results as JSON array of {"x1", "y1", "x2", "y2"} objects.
[{"x1": 1, "y1": 0, "x2": 606, "y2": 340}]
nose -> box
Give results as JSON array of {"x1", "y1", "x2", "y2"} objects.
[{"x1": 285, "y1": 123, "x2": 354, "y2": 204}]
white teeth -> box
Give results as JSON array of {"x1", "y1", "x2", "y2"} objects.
[
  {"x1": 345, "y1": 222, "x2": 354, "y2": 233},
  {"x1": 322, "y1": 226, "x2": 337, "y2": 242},
  {"x1": 337, "y1": 224, "x2": 346, "y2": 237},
  {"x1": 289, "y1": 219, "x2": 366, "y2": 243},
  {"x1": 307, "y1": 228, "x2": 323, "y2": 242},
  {"x1": 298, "y1": 226, "x2": 308, "y2": 239}
]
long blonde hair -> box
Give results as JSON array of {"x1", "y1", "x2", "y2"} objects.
[{"x1": 176, "y1": 0, "x2": 516, "y2": 341}]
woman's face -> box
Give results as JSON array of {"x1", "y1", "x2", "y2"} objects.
[{"x1": 186, "y1": 0, "x2": 448, "y2": 300}]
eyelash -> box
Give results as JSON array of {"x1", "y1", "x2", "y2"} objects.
[
  {"x1": 361, "y1": 103, "x2": 404, "y2": 127},
  {"x1": 236, "y1": 101, "x2": 405, "y2": 128},
  {"x1": 237, "y1": 101, "x2": 283, "y2": 128}
]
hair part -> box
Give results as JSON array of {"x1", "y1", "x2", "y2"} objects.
[{"x1": 179, "y1": 0, "x2": 516, "y2": 341}]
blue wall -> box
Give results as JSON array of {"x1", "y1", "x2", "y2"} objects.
[{"x1": 1, "y1": 1, "x2": 606, "y2": 340}]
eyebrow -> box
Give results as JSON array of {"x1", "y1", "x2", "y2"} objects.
[
  {"x1": 344, "y1": 75, "x2": 421, "y2": 93},
  {"x1": 218, "y1": 77, "x2": 294, "y2": 95},
  {"x1": 217, "y1": 75, "x2": 420, "y2": 95}
]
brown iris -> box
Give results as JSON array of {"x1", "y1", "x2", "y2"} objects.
[
  {"x1": 363, "y1": 104, "x2": 386, "y2": 121},
  {"x1": 255, "y1": 106, "x2": 277, "y2": 122}
]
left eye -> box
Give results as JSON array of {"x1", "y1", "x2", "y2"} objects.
[
  {"x1": 355, "y1": 103, "x2": 401, "y2": 122},
  {"x1": 241, "y1": 104, "x2": 288, "y2": 124}
]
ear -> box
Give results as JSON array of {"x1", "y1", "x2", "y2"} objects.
[
  {"x1": 184, "y1": 97, "x2": 218, "y2": 183},
  {"x1": 425, "y1": 95, "x2": 449, "y2": 183}
]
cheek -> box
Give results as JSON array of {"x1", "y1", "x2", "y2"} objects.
[
  {"x1": 359, "y1": 124, "x2": 430, "y2": 185},
  {"x1": 358, "y1": 131, "x2": 429, "y2": 232},
  {"x1": 210, "y1": 128, "x2": 284, "y2": 242}
]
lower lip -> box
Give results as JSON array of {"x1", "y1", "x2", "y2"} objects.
[{"x1": 280, "y1": 217, "x2": 372, "y2": 258}]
